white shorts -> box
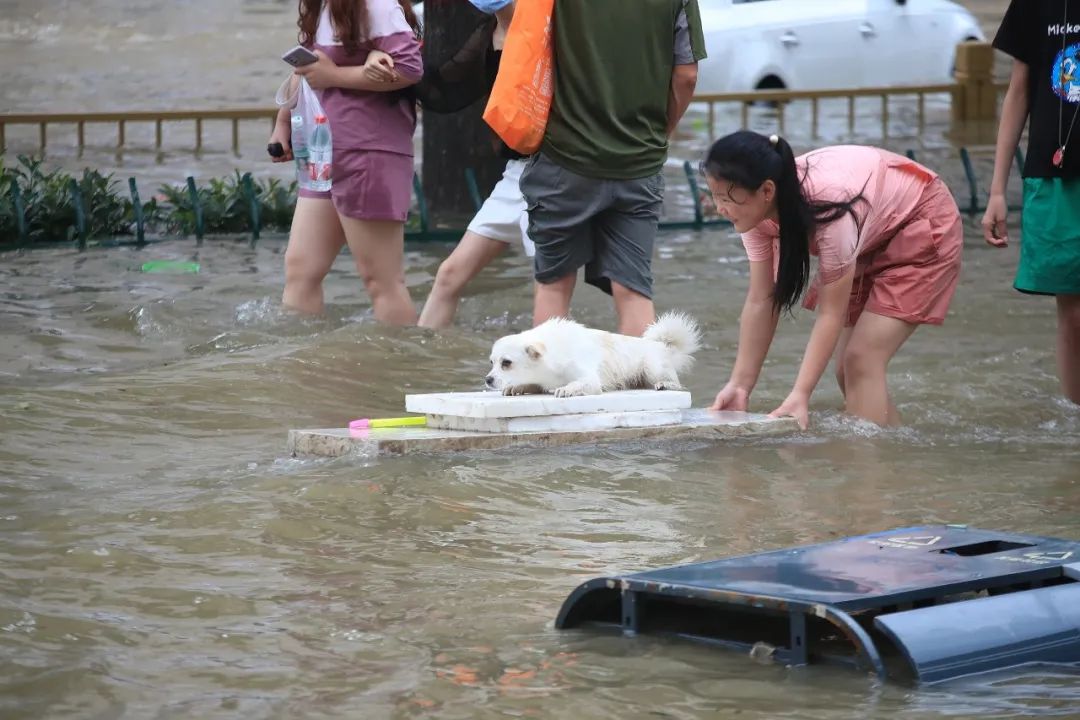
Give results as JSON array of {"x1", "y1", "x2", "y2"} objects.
[{"x1": 466, "y1": 158, "x2": 535, "y2": 257}]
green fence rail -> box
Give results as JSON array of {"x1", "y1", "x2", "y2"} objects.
[{"x1": 0, "y1": 147, "x2": 1025, "y2": 252}]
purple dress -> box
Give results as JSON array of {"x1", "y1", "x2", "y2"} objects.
[{"x1": 298, "y1": 0, "x2": 423, "y2": 222}]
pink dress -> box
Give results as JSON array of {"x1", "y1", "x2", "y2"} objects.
[
  {"x1": 741, "y1": 146, "x2": 963, "y2": 326},
  {"x1": 298, "y1": 0, "x2": 423, "y2": 222}
]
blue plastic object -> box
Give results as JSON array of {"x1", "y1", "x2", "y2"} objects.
[
  {"x1": 875, "y1": 583, "x2": 1080, "y2": 683},
  {"x1": 555, "y1": 526, "x2": 1080, "y2": 684}
]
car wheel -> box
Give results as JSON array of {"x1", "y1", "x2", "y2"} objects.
[
  {"x1": 751, "y1": 76, "x2": 786, "y2": 109},
  {"x1": 755, "y1": 75, "x2": 786, "y2": 91}
]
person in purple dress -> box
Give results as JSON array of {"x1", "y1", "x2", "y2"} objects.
[{"x1": 269, "y1": 0, "x2": 422, "y2": 324}]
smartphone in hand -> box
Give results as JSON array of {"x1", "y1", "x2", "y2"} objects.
[{"x1": 282, "y1": 45, "x2": 318, "y2": 67}]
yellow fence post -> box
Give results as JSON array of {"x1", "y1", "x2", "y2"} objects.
[{"x1": 952, "y1": 41, "x2": 997, "y2": 141}]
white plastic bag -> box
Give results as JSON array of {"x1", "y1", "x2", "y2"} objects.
[
  {"x1": 277, "y1": 76, "x2": 332, "y2": 192},
  {"x1": 299, "y1": 80, "x2": 333, "y2": 191},
  {"x1": 274, "y1": 74, "x2": 300, "y2": 110}
]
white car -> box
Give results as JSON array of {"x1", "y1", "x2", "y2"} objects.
[
  {"x1": 412, "y1": 0, "x2": 985, "y2": 93},
  {"x1": 696, "y1": 0, "x2": 986, "y2": 92}
]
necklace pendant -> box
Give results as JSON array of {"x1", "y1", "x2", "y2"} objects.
[{"x1": 1053, "y1": 147, "x2": 1065, "y2": 168}]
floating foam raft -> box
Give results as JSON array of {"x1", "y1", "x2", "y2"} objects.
[
  {"x1": 555, "y1": 525, "x2": 1080, "y2": 684},
  {"x1": 288, "y1": 390, "x2": 797, "y2": 457}
]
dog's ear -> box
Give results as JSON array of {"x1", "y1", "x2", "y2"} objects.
[{"x1": 525, "y1": 343, "x2": 545, "y2": 361}]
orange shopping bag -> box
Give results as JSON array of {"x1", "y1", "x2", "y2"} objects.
[{"x1": 482, "y1": 0, "x2": 555, "y2": 155}]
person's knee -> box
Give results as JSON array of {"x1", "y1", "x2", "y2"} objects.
[
  {"x1": 1059, "y1": 296, "x2": 1080, "y2": 333},
  {"x1": 284, "y1": 244, "x2": 324, "y2": 287},
  {"x1": 359, "y1": 264, "x2": 407, "y2": 300},
  {"x1": 433, "y1": 255, "x2": 469, "y2": 295},
  {"x1": 835, "y1": 364, "x2": 847, "y2": 393},
  {"x1": 611, "y1": 278, "x2": 650, "y2": 299},
  {"x1": 536, "y1": 272, "x2": 576, "y2": 294},
  {"x1": 842, "y1": 343, "x2": 884, "y2": 382}
]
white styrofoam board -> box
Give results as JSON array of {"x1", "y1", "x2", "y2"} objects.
[
  {"x1": 404, "y1": 389, "x2": 691, "y2": 419},
  {"x1": 426, "y1": 409, "x2": 682, "y2": 433}
]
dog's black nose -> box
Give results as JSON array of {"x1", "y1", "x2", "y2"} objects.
[{"x1": 485, "y1": 375, "x2": 495, "y2": 387}]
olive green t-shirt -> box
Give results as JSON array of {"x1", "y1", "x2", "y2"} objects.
[{"x1": 541, "y1": 0, "x2": 707, "y2": 180}]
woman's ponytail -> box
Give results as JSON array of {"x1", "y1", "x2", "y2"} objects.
[
  {"x1": 702, "y1": 131, "x2": 867, "y2": 314},
  {"x1": 770, "y1": 135, "x2": 812, "y2": 314}
]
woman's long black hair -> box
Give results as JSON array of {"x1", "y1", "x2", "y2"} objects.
[{"x1": 702, "y1": 131, "x2": 867, "y2": 314}]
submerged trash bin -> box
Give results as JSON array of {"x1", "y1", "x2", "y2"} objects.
[{"x1": 555, "y1": 526, "x2": 1080, "y2": 684}]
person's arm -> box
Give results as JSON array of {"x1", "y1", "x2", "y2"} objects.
[
  {"x1": 415, "y1": 15, "x2": 497, "y2": 112},
  {"x1": 982, "y1": 60, "x2": 1029, "y2": 247},
  {"x1": 493, "y1": 2, "x2": 515, "y2": 31},
  {"x1": 268, "y1": 105, "x2": 294, "y2": 163},
  {"x1": 667, "y1": 0, "x2": 706, "y2": 136},
  {"x1": 710, "y1": 259, "x2": 779, "y2": 411},
  {"x1": 667, "y1": 64, "x2": 698, "y2": 137},
  {"x1": 298, "y1": 3, "x2": 423, "y2": 92},
  {"x1": 769, "y1": 266, "x2": 854, "y2": 429},
  {"x1": 297, "y1": 49, "x2": 420, "y2": 92}
]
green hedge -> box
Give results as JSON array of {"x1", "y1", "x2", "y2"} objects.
[{"x1": 0, "y1": 156, "x2": 299, "y2": 247}]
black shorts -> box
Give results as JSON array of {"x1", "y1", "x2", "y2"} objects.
[{"x1": 519, "y1": 152, "x2": 664, "y2": 298}]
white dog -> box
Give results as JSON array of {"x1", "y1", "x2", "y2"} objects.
[{"x1": 485, "y1": 312, "x2": 702, "y2": 398}]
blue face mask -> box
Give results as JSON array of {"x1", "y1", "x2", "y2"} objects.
[{"x1": 467, "y1": 0, "x2": 513, "y2": 14}]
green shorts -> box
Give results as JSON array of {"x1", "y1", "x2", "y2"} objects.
[{"x1": 1017, "y1": 177, "x2": 1080, "y2": 296}]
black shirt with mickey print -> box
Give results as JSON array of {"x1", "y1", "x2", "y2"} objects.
[{"x1": 994, "y1": 0, "x2": 1080, "y2": 178}]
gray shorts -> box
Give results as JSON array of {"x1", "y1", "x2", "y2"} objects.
[{"x1": 519, "y1": 152, "x2": 664, "y2": 298}]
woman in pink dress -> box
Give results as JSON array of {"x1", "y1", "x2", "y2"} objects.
[
  {"x1": 702, "y1": 131, "x2": 963, "y2": 429},
  {"x1": 269, "y1": 0, "x2": 422, "y2": 324}
]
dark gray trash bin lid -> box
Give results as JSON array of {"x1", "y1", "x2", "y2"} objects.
[{"x1": 556, "y1": 526, "x2": 1080, "y2": 683}]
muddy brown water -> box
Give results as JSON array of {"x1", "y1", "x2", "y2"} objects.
[{"x1": 3, "y1": 2, "x2": 1080, "y2": 718}]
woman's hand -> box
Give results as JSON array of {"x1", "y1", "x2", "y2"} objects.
[
  {"x1": 710, "y1": 382, "x2": 751, "y2": 412},
  {"x1": 294, "y1": 49, "x2": 342, "y2": 90},
  {"x1": 769, "y1": 390, "x2": 810, "y2": 430},
  {"x1": 981, "y1": 194, "x2": 1009, "y2": 247},
  {"x1": 363, "y1": 50, "x2": 397, "y2": 83},
  {"x1": 268, "y1": 119, "x2": 293, "y2": 163}
]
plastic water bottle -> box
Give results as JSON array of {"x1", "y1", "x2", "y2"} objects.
[
  {"x1": 291, "y1": 112, "x2": 313, "y2": 191},
  {"x1": 308, "y1": 114, "x2": 332, "y2": 192}
]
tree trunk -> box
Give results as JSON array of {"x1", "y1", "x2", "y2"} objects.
[{"x1": 421, "y1": 1, "x2": 505, "y2": 228}]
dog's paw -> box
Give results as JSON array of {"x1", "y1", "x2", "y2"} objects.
[
  {"x1": 654, "y1": 380, "x2": 683, "y2": 391},
  {"x1": 503, "y1": 384, "x2": 543, "y2": 396},
  {"x1": 554, "y1": 381, "x2": 599, "y2": 398}
]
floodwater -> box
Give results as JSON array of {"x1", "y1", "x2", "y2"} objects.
[{"x1": 3, "y1": 1, "x2": 1080, "y2": 719}]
